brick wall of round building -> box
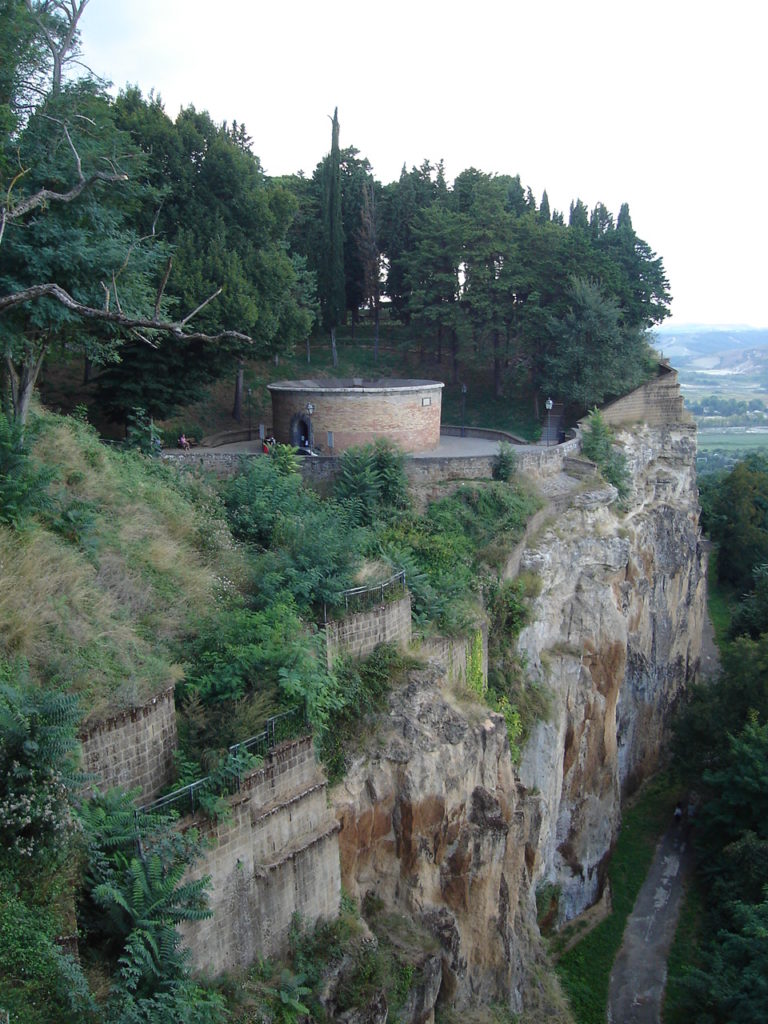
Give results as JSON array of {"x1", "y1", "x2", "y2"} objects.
[{"x1": 270, "y1": 384, "x2": 443, "y2": 454}]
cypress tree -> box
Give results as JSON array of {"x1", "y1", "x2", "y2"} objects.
[{"x1": 320, "y1": 107, "x2": 345, "y2": 367}]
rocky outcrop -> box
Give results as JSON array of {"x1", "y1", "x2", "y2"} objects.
[
  {"x1": 332, "y1": 417, "x2": 704, "y2": 1013},
  {"x1": 332, "y1": 667, "x2": 543, "y2": 1016}
]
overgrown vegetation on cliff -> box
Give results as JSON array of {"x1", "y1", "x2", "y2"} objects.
[{"x1": 0, "y1": 403, "x2": 543, "y2": 1018}]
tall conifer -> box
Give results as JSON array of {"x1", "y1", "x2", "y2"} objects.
[{"x1": 320, "y1": 107, "x2": 345, "y2": 367}]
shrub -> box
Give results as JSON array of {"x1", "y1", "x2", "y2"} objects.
[
  {"x1": 318, "y1": 644, "x2": 412, "y2": 783},
  {"x1": 0, "y1": 412, "x2": 55, "y2": 527},
  {"x1": 0, "y1": 662, "x2": 82, "y2": 865},
  {"x1": 493, "y1": 441, "x2": 517, "y2": 482},
  {"x1": 581, "y1": 409, "x2": 630, "y2": 501},
  {"x1": 334, "y1": 440, "x2": 410, "y2": 526},
  {"x1": 78, "y1": 790, "x2": 215, "y2": 1003}
]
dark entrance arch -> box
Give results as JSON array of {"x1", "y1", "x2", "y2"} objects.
[{"x1": 289, "y1": 414, "x2": 310, "y2": 448}]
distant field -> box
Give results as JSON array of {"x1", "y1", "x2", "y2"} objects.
[{"x1": 697, "y1": 431, "x2": 768, "y2": 451}]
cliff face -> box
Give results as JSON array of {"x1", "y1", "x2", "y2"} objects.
[
  {"x1": 333, "y1": 667, "x2": 543, "y2": 1016},
  {"x1": 518, "y1": 421, "x2": 704, "y2": 920},
  {"x1": 331, "y1": 416, "x2": 705, "y2": 1013}
]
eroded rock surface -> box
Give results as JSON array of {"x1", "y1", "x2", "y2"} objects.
[{"x1": 331, "y1": 420, "x2": 704, "y2": 1014}]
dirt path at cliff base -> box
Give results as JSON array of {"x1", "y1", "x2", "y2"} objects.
[{"x1": 607, "y1": 824, "x2": 693, "y2": 1023}]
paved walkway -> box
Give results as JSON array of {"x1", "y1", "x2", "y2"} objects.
[
  {"x1": 181, "y1": 435, "x2": 548, "y2": 458},
  {"x1": 607, "y1": 824, "x2": 693, "y2": 1023}
]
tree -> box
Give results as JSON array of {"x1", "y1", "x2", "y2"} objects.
[
  {"x1": 542, "y1": 275, "x2": 653, "y2": 410},
  {"x1": 707, "y1": 454, "x2": 768, "y2": 594},
  {"x1": 95, "y1": 93, "x2": 314, "y2": 425},
  {"x1": 459, "y1": 172, "x2": 513, "y2": 394},
  {"x1": 318, "y1": 108, "x2": 345, "y2": 367},
  {"x1": 0, "y1": 15, "x2": 264, "y2": 428},
  {"x1": 358, "y1": 177, "x2": 382, "y2": 360},
  {"x1": 379, "y1": 159, "x2": 446, "y2": 322},
  {"x1": 405, "y1": 200, "x2": 464, "y2": 370}
]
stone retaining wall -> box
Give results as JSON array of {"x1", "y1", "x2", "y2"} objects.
[
  {"x1": 419, "y1": 625, "x2": 488, "y2": 691},
  {"x1": 325, "y1": 593, "x2": 412, "y2": 666},
  {"x1": 79, "y1": 687, "x2": 177, "y2": 802},
  {"x1": 180, "y1": 736, "x2": 340, "y2": 974}
]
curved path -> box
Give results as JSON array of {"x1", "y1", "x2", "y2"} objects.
[{"x1": 189, "y1": 435, "x2": 545, "y2": 458}]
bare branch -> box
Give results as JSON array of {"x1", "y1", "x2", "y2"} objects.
[
  {"x1": 180, "y1": 287, "x2": 223, "y2": 327},
  {"x1": 154, "y1": 258, "x2": 173, "y2": 321},
  {"x1": 0, "y1": 282, "x2": 253, "y2": 346},
  {"x1": 0, "y1": 167, "x2": 128, "y2": 243}
]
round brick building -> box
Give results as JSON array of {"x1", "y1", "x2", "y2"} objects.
[{"x1": 268, "y1": 378, "x2": 444, "y2": 455}]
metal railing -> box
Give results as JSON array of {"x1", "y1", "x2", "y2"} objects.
[
  {"x1": 229, "y1": 706, "x2": 306, "y2": 761},
  {"x1": 323, "y1": 569, "x2": 406, "y2": 623},
  {"x1": 138, "y1": 706, "x2": 306, "y2": 818}
]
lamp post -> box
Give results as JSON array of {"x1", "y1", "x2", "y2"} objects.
[
  {"x1": 247, "y1": 387, "x2": 253, "y2": 441},
  {"x1": 545, "y1": 397, "x2": 553, "y2": 448},
  {"x1": 461, "y1": 383, "x2": 467, "y2": 438},
  {"x1": 306, "y1": 402, "x2": 314, "y2": 452}
]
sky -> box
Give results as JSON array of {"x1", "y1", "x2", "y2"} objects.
[{"x1": 78, "y1": 0, "x2": 768, "y2": 329}]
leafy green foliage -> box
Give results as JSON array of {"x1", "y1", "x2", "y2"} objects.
[
  {"x1": 0, "y1": 412, "x2": 55, "y2": 525},
  {"x1": 223, "y1": 454, "x2": 365, "y2": 612},
  {"x1": 486, "y1": 577, "x2": 548, "y2": 761},
  {"x1": 77, "y1": 788, "x2": 221, "y2": 1018},
  {"x1": 0, "y1": 660, "x2": 94, "y2": 1021},
  {"x1": 493, "y1": 441, "x2": 517, "y2": 482},
  {"x1": 670, "y1": 480, "x2": 768, "y2": 1022},
  {"x1": 705, "y1": 453, "x2": 768, "y2": 594},
  {"x1": 544, "y1": 276, "x2": 654, "y2": 411},
  {"x1": 125, "y1": 407, "x2": 163, "y2": 455},
  {"x1": 176, "y1": 601, "x2": 338, "y2": 750},
  {"x1": 376, "y1": 481, "x2": 538, "y2": 633},
  {"x1": 334, "y1": 439, "x2": 410, "y2": 526},
  {"x1": 730, "y1": 563, "x2": 768, "y2": 638},
  {"x1": 670, "y1": 719, "x2": 768, "y2": 1022},
  {"x1": 0, "y1": 660, "x2": 81, "y2": 862},
  {"x1": 0, "y1": 886, "x2": 96, "y2": 1023},
  {"x1": 268, "y1": 441, "x2": 301, "y2": 476},
  {"x1": 317, "y1": 644, "x2": 412, "y2": 783},
  {"x1": 580, "y1": 409, "x2": 630, "y2": 501}
]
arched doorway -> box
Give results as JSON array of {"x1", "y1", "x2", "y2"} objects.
[{"x1": 289, "y1": 414, "x2": 310, "y2": 448}]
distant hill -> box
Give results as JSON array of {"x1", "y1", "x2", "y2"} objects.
[
  {"x1": 654, "y1": 326, "x2": 768, "y2": 396},
  {"x1": 655, "y1": 326, "x2": 768, "y2": 367}
]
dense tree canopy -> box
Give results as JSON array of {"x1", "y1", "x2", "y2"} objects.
[
  {"x1": 2, "y1": 6, "x2": 672, "y2": 428},
  {"x1": 94, "y1": 92, "x2": 314, "y2": 422}
]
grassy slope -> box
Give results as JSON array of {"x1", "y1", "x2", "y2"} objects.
[{"x1": 1, "y1": 411, "x2": 244, "y2": 720}]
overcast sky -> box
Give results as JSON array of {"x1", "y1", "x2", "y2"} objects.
[{"x1": 79, "y1": 0, "x2": 767, "y2": 329}]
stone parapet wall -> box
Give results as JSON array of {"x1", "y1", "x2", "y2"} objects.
[
  {"x1": 162, "y1": 438, "x2": 580, "y2": 486},
  {"x1": 405, "y1": 439, "x2": 580, "y2": 488},
  {"x1": 592, "y1": 364, "x2": 691, "y2": 428},
  {"x1": 161, "y1": 450, "x2": 244, "y2": 478},
  {"x1": 80, "y1": 687, "x2": 177, "y2": 802},
  {"x1": 325, "y1": 593, "x2": 412, "y2": 666},
  {"x1": 180, "y1": 736, "x2": 340, "y2": 974},
  {"x1": 441, "y1": 425, "x2": 529, "y2": 444}
]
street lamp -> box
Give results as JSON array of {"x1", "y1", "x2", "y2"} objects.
[
  {"x1": 247, "y1": 387, "x2": 253, "y2": 441},
  {"x1": 305, "y1": 402, "x2": 315, "y2": 451},
  {"x1": 545, "y1": 397, "x2": 553, "y2": 448},
  {"x1": 461, "y1": 383, "x2": 467, "y2": 438}
]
